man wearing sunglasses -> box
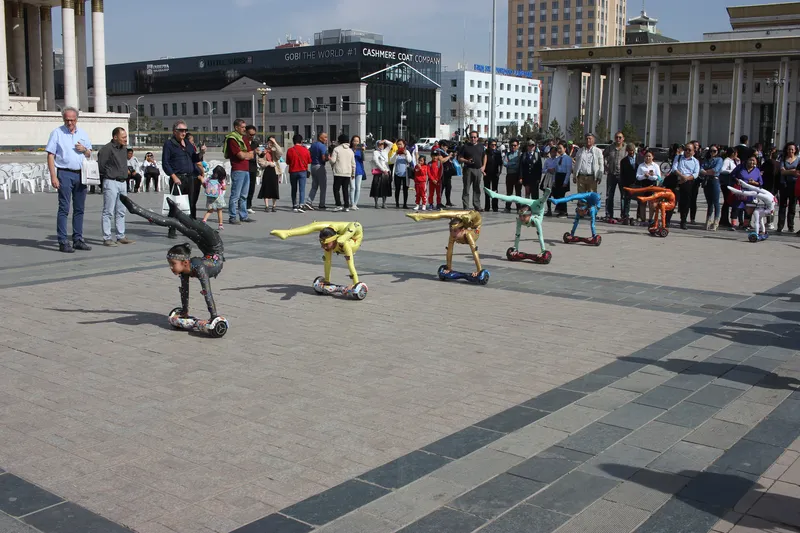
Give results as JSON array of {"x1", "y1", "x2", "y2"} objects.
[
  {"x1": 162, "y1": 121, "x2": 204, "y2": 238},
  {"x1": 603, "y1": 131, "x2": 626, "y2": 220},
  {"x1": 458, "y1": 131, "x2": 485, "y2": 210}
]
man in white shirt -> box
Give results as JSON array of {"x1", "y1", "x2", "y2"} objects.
[
  {"x1": 572, "y1": 133, "x2": 605, "y2": 193},
  {"x1": 126, "y1": 149, "x2": 142, "y2": 193}
]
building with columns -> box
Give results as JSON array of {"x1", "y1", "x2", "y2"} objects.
[
  {"x1": 0, "y1": 0, "x2": 126, "y2": 148},
  {"x1": 540, "y1": 2, "x2": 800, "y2": 149}
]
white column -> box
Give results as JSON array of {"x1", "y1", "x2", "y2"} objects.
[
  {"x1": 10, "y1": 1, "x2": 25, "y2": 95},
  {"x1": 75, "y1": 1, "x2": 88, "y2": 111},
  {"x1": 742, "y1": 63, "x2": 753, "y2": 140},
  {"x1": 358, "y1": 83, "x2": 367, "y2": 141},
  {"x1": 435, "y1": 87, "x2": 442, "y2": 137},
  {"x1": 567, "y1": 70, "x2": 582, "y2": 126},
  {"x1": 661, "y1": 66, "x2": 671, "y2": 147},
  {"x1": 700, "y1": 66, "x2": 712, "y2": 147},
  {"x1": 788, "y1": 61, "x2": 799, "y2": 146},
  {"x1": 623, "y1": 66, "x2": 633, "y2": 124},
  {"x1": 62, "y1": 0, "x2": 78, "y2": 108},
  {"x1": 588, "y1": 64, "x2": 601, "y2": 133},
  {"x1": 606, "y1": 63, "x2": 621, "y2": 138},
  {"x1": 728, "y1": 58, "x2": 744, "y2": 147},
  {"x1": 774, "y1": 57, "x2": 791, "y2": 149},
  {"x1": 40, "y1": 5, "x2": 54, "y2": 111},
  {"x1": 91, "y1": 0, "x2": 107, "y2": 112},
  {"x1": 25, "y1": 4, "x2": 42, "y2": 108},
  {"x1": 0, "y1": 0, "x2": 9, "y2": 110},
  {"x1": 549, "y1": 66, "x2": 569, "y2": 135},
  {"x1": 645, "y1": 62, "x2": 659, "y2": 147},
  {"x1": 685, "y1": 60, "x2": 700, "y2": 142}
]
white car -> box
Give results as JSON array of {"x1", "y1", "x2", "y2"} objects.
[{"x1": 416, "y1": 137, "x2": 439, "y2": 151}]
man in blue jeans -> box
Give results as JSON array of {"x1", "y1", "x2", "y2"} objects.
[
  {"x1": 224, "y1": 119, "x2": 256, "y2": 224},
  {"x1": 46, "y1": 106, "x2": 94, "y2": 253},
  {"x1": 305, "y1": 132, "x2": 329, "y2": 210}
]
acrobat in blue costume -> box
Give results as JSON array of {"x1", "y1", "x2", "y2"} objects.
[{"x1": 549, "y1": 192, "x2": 603, "y2": 246}]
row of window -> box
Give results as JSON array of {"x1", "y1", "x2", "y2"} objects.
[
  {"x1": 518, "y1": 9, "x2": 595, "y2": 23},
  {"x1": 518, "y1": 0, "x2": 597, "y2": 9},
  {"x1": 110, "y1": 101, "x2": 232, "y2": 117},
  {"x1": 450, "y1": 109, "x2": 536, "y2": 121},
  {"x1": 451, "y1": 79, "x2": 538, "y2": 93},
  {"x1": 451, "y1": 93, "x2": 539, "y2": 107}
]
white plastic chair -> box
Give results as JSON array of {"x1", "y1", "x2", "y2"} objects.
[{"x1": 0, "y1": 169, "x2": 11, "y2": 199}]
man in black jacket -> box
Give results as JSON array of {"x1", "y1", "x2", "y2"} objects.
[
  {"x1": 520, "y1": 140, "x2": 543, "y2": 199},
  {"x1": 483, "y1": 139, "x2": 503, "y2": 212}
]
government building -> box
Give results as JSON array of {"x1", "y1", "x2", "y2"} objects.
[{"x1": 540, "y1": 2, "x2": 800, "y2": 149}]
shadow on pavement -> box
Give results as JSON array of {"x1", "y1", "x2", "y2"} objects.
[
  {"x1": 617, "y1": 356, "x2": 800, "y2": 391},
  {"x1": 598, "y1": 464, "x2": 799, "y2": 529},
  {"x1": 690, "y1": 322, "x2": 800, "y2": 351},
  {"x1": 46, "y1": 308, "x2": 173, "y2": 329},
  {"x1": 362, "y1": 270, "x2": 438, "y2": 284},
  {"x1": 0, "y1": 237, "x2": 61, "y2": 251}
]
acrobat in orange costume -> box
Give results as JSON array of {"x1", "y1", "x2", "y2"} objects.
[{"x1": 624, "y1": 186, "x2": 676, "y2": 238}]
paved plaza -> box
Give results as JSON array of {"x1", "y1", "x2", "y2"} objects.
[{"x1": 0, "y1": 181, "x2": 799, "y2": 533}]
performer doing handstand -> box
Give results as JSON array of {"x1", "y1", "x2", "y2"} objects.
[
  {"x1": 484, "y1": 187, "x2": 552, "y2": 262},
  {"x1": 549, "y1": 192, "x2": 602, "y2": 245}
]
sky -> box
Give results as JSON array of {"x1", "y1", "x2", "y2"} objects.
[{"x1": 53, "y1": 0, "x2": 771, "y2": 69}]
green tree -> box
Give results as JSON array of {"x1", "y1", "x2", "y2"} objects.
[
  {"x1": 127, "y1": 114, "x2": 163, "y2": 132},
  {"x1": 507, "y1": 124, "x2": 519, "y2": 140},
  {"x1": 519, "y1": 119, "x2": 535, "y2": 141},
  {"x1": 546, "y1": 119, "x2": 563, "y2": 141},
  {"x1": 594, "y1": 117, "x2": 609, "y2": 144},
  {"x1": 621, "y1": 120, "x2": 640, "y2": 145},
  {"x1": 568, "y1": 116, "x2": 584, "y2": 145}
]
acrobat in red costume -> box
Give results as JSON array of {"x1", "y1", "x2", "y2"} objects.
[
  {"x1": 413, "y1": 156, "x2": 430, "y2": 211},
  {"x1": 624, "y1": 186, "x2": 676, "y2": 238}
]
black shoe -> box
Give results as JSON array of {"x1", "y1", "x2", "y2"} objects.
[
  {"x1": 228, "y1": 219, "x2": 242, "y2": 225},
  {"x1": 680, "y1": 221, "x2": 688, "y2": 230},
  {"x1": 317, "y1": 205, "x2": 327, "y2": 210},
  {"x1": 403, "y1": 204, "x2": 408, "y2": 209},
  {"x1": 59, "y1": 242, "x2": 74, "y2": 253},
  {"x1": 73, "y1": 240, "x2": 92, "y2": 251},
  {"x1": 241, "y1": 218, "x2": 256, "y2": 223},
  {"x1": 545, "y1": 211, "x2": 553, "y2": 217}
]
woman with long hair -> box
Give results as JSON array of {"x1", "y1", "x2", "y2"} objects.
[
  {"x1": 257, "y1": 136, "x2": 283, "y2": 212},
  {"x1": 350, "y1": 135, "x2": 364, "y2": 210},
  {"x1": 390, "y1": 139, "x2": 413, "y2": 209},
  {"x1": 777, "y1": 142, "x2": 799, "y2": 233},
  {"x1": 370, "y1": 140, "x2": 392, "y2": 208}
]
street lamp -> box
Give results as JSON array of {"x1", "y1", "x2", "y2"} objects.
[
  {"x1": 765, "y1": 70, "x2": 785, "y2": 149},
  {"x1": 257, "y1": 83, "x2": 272, "y2": 141},
  {"x1": 305, "y1": 97, "x2": 318, "y2": 140},
  {"x1": 202, "y1": 99, "x2": 214, "y2": 136},
  {"x1": 478, "y1": 93, "x2": 491, "y2": 137},
  {"x1": 399, "y1": 99, "x2": 411, "y2": 139},
  {"x1": 135, "y1": 95, "x2": 144, "y2": 146},
  {"x1": 489, "y1": 0, "x2": 497, "y2": 140}
]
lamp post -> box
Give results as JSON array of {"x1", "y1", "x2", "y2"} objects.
[
  {"x1": 257, "y1": 83, "x2": 272, "y2": 141},
  {"x1": 765, "y1": 70, "x2": 785, "y2": 149},
  {"x1": 399, "y1": 99, "x2": 411, "y2": 139},
  {"x1": 305, "y1": 97, "x2": 317, "y2": 140},
  {"x1": 135, "y1": 95, "x2": 144, "y2": 146},
  {"x1": 478, "y1": 93, "x2": 491, "y2": 137},
  {"x1": 489, "y1": 0, "x2": 497, "y2": 140},
  {"x1": 202, "y1": 99, "x2": 214, "y2": 139}
]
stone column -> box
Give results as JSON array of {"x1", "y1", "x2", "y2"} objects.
[
  {"x1": 742, "y1": 63, "x2": 753, "y2": 140},
  {"x1": 587, "y1": 64, "x2": 602, "y2": 134},
  {"x1": 567, "y1": 70, "x2": 582, "y2": 127},
  {"x1": 787, "y1": 61, "x2": 799, "y2": 146},
  {"x1": 62, "y1": 0, "x2": 78, "y2": 108},
  {"x1": 549, "y1": 66, "x2": 569, "y2": 136},
  {"x1": 606, "y1": 63, "x2": 621, "y2": 138},
  {"x1": 774, "y1": 57, "x2": 791, "y2": 149},
  {"x1": 700, "y1": 66, "x2": 712, "y2": 147},
  {"x1": 0, "y1": 0, "x2": 8, "y2": 110},
  {"x1": 91, "y1": 0, "x2": 107, "y2": 113},
  {"x1": 645, "y1": 62, "x2": 659, "y2": 147},
  {"x1": 435, "y1": 88, "x2": 441, "y2": 138},
  {"x1": 685, "y1": 60, "x2": 700, "y2": 142},
  {"x1": 728, "y1": 59, "x2": 744, "y2": 146},
  {"x1": 10, "y1": 1, "x2": 25, "y2": 95},
  {"x1": 623, "y1": 66, "x2": 633, "y2": 124},
  {"x1": 661, "y1": 66, "x2": 671, "y2": 147},
  {"x1": 358, "y1": 83, "x2": 367, "y2": 141},
  {"x1": 75, "y1": 1, "x2": 88, "y2": 110},
  {"x1": 40, "y1": 6, "x2": 54, "y2": 111},
  {"x1": 25, "y1": 4, "x2": 42, "y2": 108}
]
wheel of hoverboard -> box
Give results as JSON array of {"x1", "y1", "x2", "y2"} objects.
[
  {"x1": 563, "y1": 231, "x2": 572, "y2": 244},
  {"x1": 352, "y1": 282, "x2": 368, "y2": 300},
  {"x1": 476, "y1": 269, "x2": 490, "y2": 285},
  {"x1": 506, "y1": 247, "x2": 518, "y2": 261},
  {"x1": 539, "y1": 250, "x2": 553, "y2": 264},
  {"x1": 437, "y1": 264, "x2": 448, "y2": 281},
  {"x1": 209, "y1": 318, "x2": 228, "y2": 338},
  {"x1": 748, "y1": 233, "x2": 759, "y2": 243},
  {"x1": 593, "y1": 235, "x2": 602, "y2": 246},
  {"x1": 312, "y1": 276, "x2": 326, "y2": 294},
  {"x1": 659, "y1": 228, "x2": 669, "y2": 238},
  {"x1": 648, "y1": 227, "x2": 657, "y2": 235},
  {"x1": 169, "y1": 307, "x2": 184, "y2": 329}
]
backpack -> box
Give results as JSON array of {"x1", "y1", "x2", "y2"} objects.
[{"x1": 205, "y1": 178, "x2": 221, "y2": 199}]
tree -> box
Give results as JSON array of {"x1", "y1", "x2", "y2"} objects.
[
  {"x1": 594, "y1": 117, "x2": 609, "y2": 144},
  {"x1": 568, "y1": 116, "x2": 584, "y2": 145},
  {"x1": 128, "y1": 114, "x2": 163, "y2": 132},
  {"x1": 546, "y1": 119, "x2": 563, "y2": 141},
  {"x1": 507, "y1": 124, "x2": 519, "y2": 140},
  {"x1": 520, "y1": 119, "x2": 535, "y2": 141},
  {"x1": 621, "y1": 120, "x2": 640, "y2": 145},
  {"x1": 453, "y1": 100, "x2": 475, "y2": 139}
]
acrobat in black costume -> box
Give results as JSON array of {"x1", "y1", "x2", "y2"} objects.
[{"x1": 120, "y1": 196, "x2": 229, "y2": 337}]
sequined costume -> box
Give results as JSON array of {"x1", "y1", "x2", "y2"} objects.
[
  {"x1": 726, "y1": 179, "x2": 776, "y2": 236},
  {"x1": 549, "y1": 192, "x2": 602, "y2": 237},
  {"x1": 406, "y1": 210, "x2": 483, "y2": 273},
  {"x1": 271, "y1": 222, "x2": 363, "y2": 284},
  {"x1": 120, "y1": 196, "x2": 224, "y2": 318},
  {"x1": 485, "y1": 187, "x2": 551, "y2": 254},
  {"x1": 624, "y1": 186, "x2": 676, "y2": 234}
]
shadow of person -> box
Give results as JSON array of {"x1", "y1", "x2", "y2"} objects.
[
  {"x1": 734, "y1": 306, "x2": 800, "y2": 324},
  {"x1": 617, "y1": 355, "x2": 800, "y2": 391},
  {"x1": 0, "y1": 237, "x2": 63, "y2": 252},
  {"x1": 45, "y1": 308, "x2": 173, "y2": 330},
  {"x1": 598, "y1": 464, "x2": 800, "y2": 529},
  {"x1": 753, "y1": 291, "x2": 800, "y2": 304},
  {"x1": 221, "y1": 284, "x2": 309, "y2": 300},
  {"x1": 361, "y1": 270, "x2": 437, "y2": 284},
  {"x1": 690, "y1": 322, "x2": 800, "y2": 351}
]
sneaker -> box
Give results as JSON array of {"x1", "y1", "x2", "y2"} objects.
[
  {"x1": 293, "y1": 208, "x2": 299, "y2": 213},
  {"x1": 295, "y1": 206, "x2": 305, "y2": 213},
  {"x1": 332, "y1": 206, "x2": 343, "y2": 212},
  {"x1": 117, "y1": 237, "x2": 136, "y2": 244},
  {"x1": 241, "y1": 218, "x2": 256, "y2": 223},
  {"x1": 72, "y1": 240, "x2": 92, "y2": 251},
  {"x1": 381, "y1": 202, "x2": 386, "y2": 209},
  {"x1": 352, "y1": 206, "x2": 359, "y2": 210},
  {"x1": 103, "y1": 240, "x2": 118, "y2": 247},
  {"x1": 318, "y1": 205, "x2": 327, "y2": 210},
  {"x1": 247, "y1": 208, "x2": 255, "y2": 214},
  {"x1": 59, "y1": 242, "x2": 75, "y2": 253},
  {"x1": 768, "y1": 222, "x2": 776, "y2": 230},
  {"x1": 421, "y1": 205, "x2": 426, "y2": 211},
  {"x1": 218, "y1": 224, "x2": 224, "y2": 231},
  {"x1": 304, "y1": 202, "x2": 315, "y2": 211},
  {"x1": 680, "y1": 221, "x2": 687, "y2": 230},
  {"x1": 503, "y1": 207, "x2": 512, "y2": 213},
  {"x1": 413, "y1": 205, "x2": 420, "y2": 211},
  {"x1": 229, "y1": 219, "x2": 242, "y2": 225},
  {"x1": 344, "y1": 208, "x2": 350, "y2": 212}
]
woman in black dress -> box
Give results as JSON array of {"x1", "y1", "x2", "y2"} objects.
[
  {"x1": 370, "y1": 140, "x2": 393, "y2": 208},
  {"x1": 257, "y1": 136, "x2": 283, "y2": 212}
]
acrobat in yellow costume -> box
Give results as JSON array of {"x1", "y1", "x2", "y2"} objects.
[
  {"x1": 406, "y1": 210, "x2": 490, "y2": 284},
  {"x1": 271, "y1": 222, "x2": 366, "y2": 298}
]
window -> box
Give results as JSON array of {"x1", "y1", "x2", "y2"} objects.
[
  {"x1": 268, "y1": 99, "x2": 275, "y2": 113},
  {"x1": 212, "y1": 101, "x2": 218, "y2": 114},
  {"x1": 671, "y1": 84, "x2": 678, "y2": 95},
  {"x1": 515, "y1": 99, "x2": 519, "y2": 106},
  {"x1": 499, "y1": 97, "x2": 504, "y2": 104},
  {"x1": 415, "y1": 101, "x2": 421, "y2": 112},
  {"x1": 450, "y1": 79, "x2": 457, "y2": 87},
  {"x1": 575, "y1": 34, "x2": 582, "y2": 44},
  {"x1": 588, "y1": 22, "x2": 594, "y2": 30},
  {"x1": 329, "y1": 96, "x2": 337, "y2": 112},
  {"x1": 528, "y1": 100, "x2": 532, "y2": 106},
  {"x1": 564, "y1": 9, "x2": 570, "y2": 20},
  {"x1": 515, "y1": 112, "x2": 519, "y2": 119},
  {"x1": 342, "y1": 96, "x2": 350, "y2": 111},
  {"x1": 477, "y1": 95, "x2": 482, "y2": 103},
  {"x1": 478, "y1": 110, "x2": 482, "y2": 118},
  {"x1": 316, "y1": 97, "x2": 323, "y2": 106},
  {"x1": 470, "y1": 95, "x2": 475, "y2": 103},
  {"x1": 658, "y1": 84, "x2": 664, "y2": 95},
  {"x1": 305, "y1": 125, "x2": 312, "y2": 139},
  {"x1": 292, "y1": 125, "x2": 299, "y2": 135},
  {"x1": 257, "y1": 99, "x2": 263, "y2": 113},
  {"x1": 540, "y1": 13, "x2": 547, "y2": 21},
  {"x1": 540, "y1": 37, "x2": 546, "y2": 45},
  {"x1": 552, "y1": 12, "x2": 558, "y2": 21},
  {"x1": 163, "y1": 103, "x2": 168, "y2": 116},
  {"x1": 754, "y1": 82, "x2": 761, "y2": 94},
  {"x1": 367, "y1": 98, "x2": 372, "y2": 112},
  {"x1": 478, "y1": 80, "x2": 483, "y2": 88},
  {"x1": 587, "y1": 35, "x2": 593, "y2": 43},
  {"x1": 280, "y1": 98, "x2": 287, "y2": 113},
  {"x1": 516, "y1": 85, "x2": 520, "y2": 92},
  {"x1": 292, "y1": 98, "x2": 299, "y2": 112},
  {"x1": 499, "y1": 111, "x2": 504, "y2": 119},
  {"x1": 470, "y1": 80, "x2": 475, "y2": 88},
  {"x1": 589, "y1": 9, "x2": 594, "y2": 18},
  {"x1": 222, "y1": 101, "x2": 228, "y2": 114},
  {"x1": 377, "y1": 98, "x2": 383, "y2": 112},
  {"x1": 181, "y1": 103, "x2": 187, "y2": 115},
  {"x1": 712, "y1": 83, "x2": 718, "y2": 95},
  {"x1": 172, "y1": 103, "x2": 177, "y2": 116},
  {"x1": 117, "y1": 105, "x2": 122, "y2": 113},
  {"x1": 450, "y1": 94, "x2": 457, "y2": 102},
  {"x1": 500, "y1": 83, "x2": 504, "y2": 90},
  {"x1": 149, "y1": 104, "x2": 155, "y2": 117},
  {"x1": 450, "y1": 109, "x2": 457, "y2": 118}
]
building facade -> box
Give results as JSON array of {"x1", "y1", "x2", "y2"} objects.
[
  {"x1": 507, "y1": 0, "x2": 626, "y2": 126},
  {"x1": 440, "y1": 67, "x2": 541, "y2": 139},
  {"x1": 57, "y1": 42, "x2": 442, "y2": 143},
  {"x1": 540, "y1": 3, "x2": 800, "y2": 149},
  {"x1": 625, "y1": 11, "x2": 678, "y2": 45},
  {"x1": 0, "y1": 0, "x2": 126, "y2": 148}
]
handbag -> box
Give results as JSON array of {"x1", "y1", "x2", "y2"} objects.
[
  {"x1": 81, "y1": 156, "x2": 101, "y2": 186},
  {"x1": 162, "y1": 185, "x2": 191, "y2": 216}
]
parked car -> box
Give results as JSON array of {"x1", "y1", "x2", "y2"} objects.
[{"x1": 416, "y1": 137, "x2": 439, "y2": 151}]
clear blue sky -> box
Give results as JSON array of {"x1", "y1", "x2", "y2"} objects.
[{"x1": 53, "y1": 0, "x2": 769, "y2": 70}]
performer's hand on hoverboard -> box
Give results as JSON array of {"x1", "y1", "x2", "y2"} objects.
[{"x1": 270, "y1": 230, "x2": 289, "y2": 240}]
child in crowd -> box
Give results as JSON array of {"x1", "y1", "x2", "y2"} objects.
[
  {"x1": 202, "y1": 166, "x2": 227, "y2": 231},
  {"x1": 428, "y1": 150, "x2": 444, "y2": 210},
  {"x1": 413, "y1": 155, "x2": 430, "y2": 211}
]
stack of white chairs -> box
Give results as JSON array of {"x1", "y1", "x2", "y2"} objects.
[{"x1": 0, "y1": 163, "x2": 38, "y2": 195}]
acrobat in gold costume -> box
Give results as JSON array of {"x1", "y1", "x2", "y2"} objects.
[
  {"x1": 406, "y1": 210, "x2": 489, "y2": 284},
  {"x1": 271, "y1": 221, "x2": 363, "y2": 285}
]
